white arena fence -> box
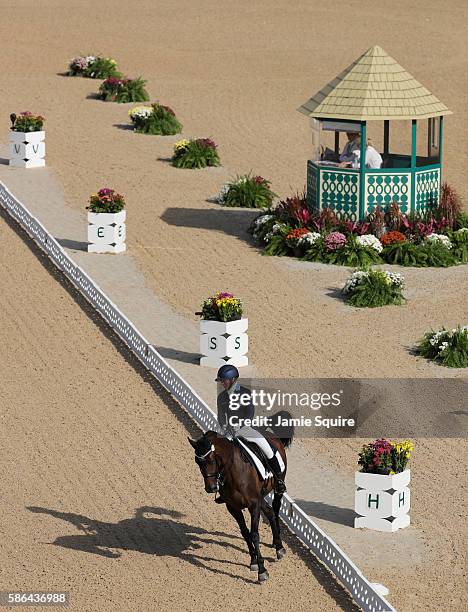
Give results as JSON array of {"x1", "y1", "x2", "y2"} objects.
[{"x1": 0, "y1": 181, "x2": 395, "y2": 612}]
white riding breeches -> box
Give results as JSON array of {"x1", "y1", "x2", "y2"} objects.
[{"x1": 234, "y1": 425, "x2": 274, "y2": 459}]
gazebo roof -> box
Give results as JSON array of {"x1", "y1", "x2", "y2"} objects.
[{"x1": 298, "y1": 46, "x2": 452, "y2": 121}]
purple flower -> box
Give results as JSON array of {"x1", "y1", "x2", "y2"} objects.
[{"x1": 196, "y1": 138, "x2": 217, "y2": 150}]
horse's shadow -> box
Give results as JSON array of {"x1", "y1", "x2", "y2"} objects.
[{"x1": 27, "y1": 505, "x2": 258, "y2": 583}]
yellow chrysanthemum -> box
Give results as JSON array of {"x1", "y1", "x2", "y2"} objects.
[{"x1": 174, "y1": 139, "x2": 191, "y2": 151}]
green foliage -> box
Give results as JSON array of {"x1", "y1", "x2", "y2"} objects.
[
  {"x1": 85, "y1": 57, "x2": 121, "y2": 79},
  {"x1": 99, "y1": 77, "x2": 150, "y2": 103},
  {"x1": 450, "y1": 229, "x2": 468, "y2": 263},
  {"x1": 381, "y1": 241, "x2": 456, "y2": 267},
  {"x1": 172, "y1": 139, "x2": 220, "y2": 169},
  {"x1": 263, "y1": 233, "x2": 290, "y2": 256},
  {"x1": 11, "y1": 112, "x2": 44, "y2": 132},
  {"x1": 417, "y1": 327, "x2": 468, "y2": 368},
  {"x1": 343, "y1": 270, "x2": 404, "y2": 308},
  {"x1": 456, "y1": 211, "x2": 468, "y2": 229},
  {"x1": 200, "y1": 292, "x2": 243, "y2": 322},
  {"x1": 221, "y1": 174, "x2": 276, "y2": 209}
]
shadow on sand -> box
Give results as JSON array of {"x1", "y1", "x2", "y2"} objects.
[
  {"x1": 161, "y1": 206, "x2": 259, "y2": 243},
  {"x1": 296, "y1": 500, "x2": 356, "y2": 528},
  {"x1": 27, "y1": 505, "x2": 258, "y2": 583}
]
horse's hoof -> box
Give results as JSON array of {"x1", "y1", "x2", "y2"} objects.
[
  {"x1": 276, "y1": 547, "x2": 287, "y2": 560},
  {"x1": 250, "y1": 563, "x2": 259, "y2": 572},
  {"x1": 258, "y1": 570, "x2": 269, "y2": 583}
]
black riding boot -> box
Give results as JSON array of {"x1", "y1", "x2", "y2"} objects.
[{"x1": 268, "y1": 454, "x2": 286, "y2": 494}]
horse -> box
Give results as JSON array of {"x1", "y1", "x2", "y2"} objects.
[{"x1": 188, "y1": 413, "x2": 294, "y2": 583}]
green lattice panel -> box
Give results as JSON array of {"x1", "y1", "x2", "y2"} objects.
[
  {"x1": 307, "y1": 161, "x2": 317, "y2": 208},
  {"x1": 415, "y1": 168, "x2": 440, "y2": 213},
  {"x1": 319, "y1": 170, "x2": 359, "y2": 221},
  {"x1": 365, "y1": 173, "x2": 411, "y2": 215}
]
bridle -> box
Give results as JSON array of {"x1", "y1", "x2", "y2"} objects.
[{"x1": 195, "y1": 444, "x2": 224, "y2": 488}]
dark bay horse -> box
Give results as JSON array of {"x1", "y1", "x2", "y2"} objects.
[{"x1": 188, "y1": 415, "x2": 293, "y2": 583}]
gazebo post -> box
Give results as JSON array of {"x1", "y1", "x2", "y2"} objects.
[
  {"x1": 411, "y1": 119, "x2": 417, "y2": 212},
  {"x1": 334, "y1": 131, "x2": 340, "y2": 155},
  {"x1": 359, "y1": 121, "x2": 367, "y2": 219},
  {"x1": 383, "y1": 120, "x2": 390, "y2": 156},
  {"x1": 439, "y1": 115, "x2": 444, "y2": 165}
]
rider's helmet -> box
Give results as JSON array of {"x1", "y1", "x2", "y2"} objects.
[{"x1": 215, "y1": 364, "x2": 239, "y2": 382}]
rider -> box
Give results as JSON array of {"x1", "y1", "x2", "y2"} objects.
[{"x1": 216, "y1": 364, "x2": 286, "y2": 494}]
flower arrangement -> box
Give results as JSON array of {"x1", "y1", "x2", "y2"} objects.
[
  {"x1": 68, "y1": 55, "x2": 120, "y2": 79},
  {"x1": 342, "y1": 269, "x2": 405, "y2": 307},
  {"x1": 217, "y1": 174, "x2": 276, "y2": 208},
  {"x1": 199, "y1": 292, "x2": 243, "y2": 322},
  {"x1": 128, "y1": 102, "x2": 182, "y2": 135},
  {"x1": 416, "y1": 326, "x2": 468, "y2": 368},
  {"x1": 285, "y1": 227, "x2": 310, "y2": 247},
  {"x1": 98, "y1": 77, "x2": 149, "y2": 103},
  {"x1": 248, "y1": 186, "x2": 468, "y2": 267},
  {"x1": 87, "y1": 188, "x2": 126, "y2": 214},
  {"x1": 10, "y1": 112, "x2": 44, "y2": 132},
  {"x1": 358, "y1": 438, "x2": 414, "y2": 475},
  {"x1": 172, "y1": 138, "x2": 220, "y2": 169}
]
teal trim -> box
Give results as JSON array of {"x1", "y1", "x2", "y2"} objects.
[
  {"x1": 359, "y1": 122, "x2": 366, "y2": 219},
  {"x1": 410, "y1": 120, "x2": 417, "y2": 213},
  {"x1": 367, "y1": 162, "x2": 441, "y2": 174}
]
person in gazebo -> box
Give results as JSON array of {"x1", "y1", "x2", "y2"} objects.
[
  {"x1": 340, "y1": 138, "x2": 383, "y2": 169},
  {"x1": 339, "y1": 132, "x2": 361, "y2": 163}
]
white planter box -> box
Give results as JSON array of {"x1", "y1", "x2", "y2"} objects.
[
  {"x1": 200, "y1": 318, "x2": 248, "y2": 368},
  {"x1": 9, "y1": 131, "x2": 45, "y2": 168},
  {"x1": 87, "y1": 210, "x2": 126, "y2": 254},
  {"x1": 354, "y1": 470, "x2": 411, "y2": 532}
]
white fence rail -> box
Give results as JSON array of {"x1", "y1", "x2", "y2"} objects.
[{"x1": 0, "y1": 181, "x2": 395, "y2": 612}]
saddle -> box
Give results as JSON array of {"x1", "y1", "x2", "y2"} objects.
[{"x1": 234, "y1": 436, "x2": 274, "y2": 482}]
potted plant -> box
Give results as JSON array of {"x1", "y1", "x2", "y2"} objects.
[
  {"x1": 217, "y1": 173, "x2": 276, "y2": 208},
  {"x1": 355, "y1": 438, "x2": 414, "y2": 532},
  {"x1": 197, "y1": 292, "x2": 248, "y2": 368},
  {"x1": 68, "y1": 55, "x2": 120, "y2": 79},
  {"x1": 9, "y1": 112, "x2": 45, "y2": 168},
  {"x1": 86, "y1": 188, "x2": 126, "y2": 253},
  {"x1": 172, "y1": 138, "x2": 220, "y2": 169},
  {"x1": 128, "y1": 103, "x2": 182, "y2": 135},
  {"x1": 98, "y1": 77, "x2": 149, "y2": 103}
]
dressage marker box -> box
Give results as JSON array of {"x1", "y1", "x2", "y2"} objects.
[
  {"x1": 87, "y1": 210, "x2": 126, "y2": 253},
  {"x1": 9, "y1": 131, "x2": 46, "y2": 168},
  {"x1": 200, "y1": 318, "x2": 248, "y2": 368},
  {"x1": 354, "y1": 470, "x2": 410, "y2": 532}
]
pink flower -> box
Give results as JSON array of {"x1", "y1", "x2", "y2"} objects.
[{"x1": 324, "y1": 231, "x2": 347, "y2": 252}]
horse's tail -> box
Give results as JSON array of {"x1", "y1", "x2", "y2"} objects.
[{"x1": 268, "y1": 410, "x2": 294, "y2": 449}]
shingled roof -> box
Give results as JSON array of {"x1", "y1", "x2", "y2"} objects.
[{"x1": 298, "y1": 46, "x2": 452, "y2": 121}]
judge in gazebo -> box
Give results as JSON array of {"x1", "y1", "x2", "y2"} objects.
[{"x1": 299, "y1": 46, "x2": 451, "y2": 221}]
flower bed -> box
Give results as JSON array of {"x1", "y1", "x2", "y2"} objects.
[
  {"x1": 10, "y1": 111, "x2": 44, "y2": 132},
  {"x1": 98, "y1": 77, "x2": 149, "y2": 103},
  {"x1": 87, "y1": 188, "x2": 126, "y2": 214},
  {"x1": 416, "y1": 326, "x2": 468, "y2": 368},
  {"x1": 217, "y1": 174, "x2": 276, "y2": 208},
  {"x1": 68, "y1": 55, "x2": 120, "y2": 79},
  {"x1": 249, "y1": 186, "x2": 468, "y2": 267},
  {"x1": 172, "y1": 138, "x2": 220, "y2": 169},
  {"x1": 128, "y1": 103, "x2": 182, "y2": 135},
  {"x1": 342, "y1": 269, "x2": 405, "y2": 308}
]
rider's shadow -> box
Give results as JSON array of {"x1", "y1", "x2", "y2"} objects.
[{"x1": 27, "y1": 505, "x2": 258, "y2": 583}]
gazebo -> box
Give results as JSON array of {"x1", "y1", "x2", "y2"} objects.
[{"x1": 298, "y1": 46, "x2": 452, "y2": 221}]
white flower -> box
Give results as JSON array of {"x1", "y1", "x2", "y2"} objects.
[
  {"x1": 254, "y1": 214, "x2": 274, "y2": 227},
  {"x1": 264, "y1": 223, "x2": 285, "y2": 243},
  {"x1": 384, "y1": 271, "x2": 405, "y2": 287},
  {"x1": 425, "y1": 233, "x2": 452, "y2": 249},
  {"x1": 356, "y1": 234, "x2": 383, "y2": 253},
  {"x1": 456, "y1": 228, "x2": 468, "y2": 234},
  {"x1": 298, "y1": 231, "x2": 321, "y2": 247},
  {"x1": 343, "y1": 270, "x2": 368, "y2": 293},
  {"x1": 216, "y1": 183, "x2": 231, "y2": 203}
]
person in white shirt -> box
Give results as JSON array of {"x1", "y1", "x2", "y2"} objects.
[{"x1": 340, "y1": 138, "x2": 383, "y2": 169}]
